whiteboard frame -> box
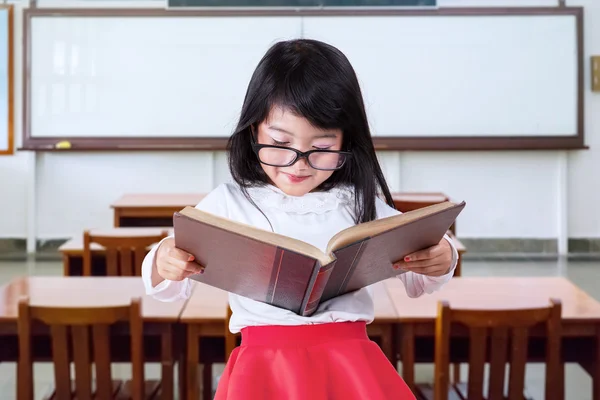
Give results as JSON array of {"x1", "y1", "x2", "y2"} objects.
[
  {"x1": 20, "y1": 6, "x2": 586, "y2": 152},
  {"x1": 0, "y1": 5, "x2": 13, "y2": 156}
]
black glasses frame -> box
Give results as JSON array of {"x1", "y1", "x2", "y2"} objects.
[{"x1": 251, "y1": 143, "x2": 352, "y2": 171}]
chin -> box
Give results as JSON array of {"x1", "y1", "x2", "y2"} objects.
[
  {"x1": 277, "y1": 183, "x2": 314, "y2": 197},
  {"x1": 274, "y1": 177, "x2": 319, "y2": 197}
]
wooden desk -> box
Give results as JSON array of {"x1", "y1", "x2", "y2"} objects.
[
  {"x1": 58, "y1": 227, "x2": 173, "y2": 276},
  {"x1": 112, "y1": 194, "x2": 205, "y2": 227},
  {"x1": 391, "y1": 192, "x2": 450, "y2": 212},
  {"x1": 179, "y1": 280, "x2": 399, "y2": 400},
  {"x1": 385, "y1": 277, "x2": 600, "y2": 399},
  {"x1": 392, "y1": 192, "x2": 455, "y2": 234},
  {"x1": 446, "y1": 232, "x2": 466, "y2": 277},
  {"x1": 112, "y1": 192, "x2": 453, "y2": 229},
  {"x1": 0, "y1": 276, "x2": 191, "y2": 400}
]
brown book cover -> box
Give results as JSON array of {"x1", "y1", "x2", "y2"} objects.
[{"x1": 173, "y1": 200, "x2": 466, "y2": 316}]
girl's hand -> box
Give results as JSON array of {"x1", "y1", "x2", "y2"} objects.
[
  {"x1": 393, "y1": 238, "x2": 453, "y2": 277},
  {"x1": 153, "y1": 238, "x2": 204, "y2": 285}
]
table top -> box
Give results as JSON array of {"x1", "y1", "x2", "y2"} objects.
[
  {"x1": 58, "y1": 227, "x2": 173, "y2": 254},
  {"x1": 111, "y1": 193, "x2": 206, "y2": 209},
  {"x1": 391, "y1": 192, "x2": 449, "y2": 202},
  {"x1": 180, "y1": 282, "x2": 229, "y2": 323},
  {"x1": 385, "y1": 276, "x2": 600, "y2": 322},
  {"x1": 0, "y1": 277, "x2": 189, "y2": 323},
  {"x1": 180, "y1": 280, "x2": 399, "y2": 323}
]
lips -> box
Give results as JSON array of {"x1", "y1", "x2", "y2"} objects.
[{"x1": 283, "y1": 173, "x2": 310, "y2": 183}]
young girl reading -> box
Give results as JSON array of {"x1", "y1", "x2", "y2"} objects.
[{"x1": 142, "y1": 39, "x2": 458, "y2": 399}]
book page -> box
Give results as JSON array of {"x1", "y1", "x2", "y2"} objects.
[
  {"x1": 179, "y1": 206, "x2": 335, "y2": 265},
  {"x1": 326, "y1": 202, "x2": 458, "y2": 254}
]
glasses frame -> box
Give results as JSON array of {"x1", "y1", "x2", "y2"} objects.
[{"x1": 250, "y1": 143, "x2": 352, "y2": 171}]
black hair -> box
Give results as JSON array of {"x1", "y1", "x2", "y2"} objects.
[{"x1": 226, "y1": 38, "x2": 396, "y2": 224}]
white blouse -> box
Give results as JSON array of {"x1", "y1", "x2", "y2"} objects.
[{"x1": 141, "y1": 182, "x2": 458, "y2": 334}]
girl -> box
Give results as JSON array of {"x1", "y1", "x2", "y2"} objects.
[{"x1": 142, "y1": 39, "x2": 458, "y2": 400}]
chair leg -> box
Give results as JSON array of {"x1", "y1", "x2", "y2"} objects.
[
  {"x1": 203, "y1": 363, "x2": 213, "y2": 400},
  {"x1": 452, "y1": 363, "x2": 461, "y2": 384}
]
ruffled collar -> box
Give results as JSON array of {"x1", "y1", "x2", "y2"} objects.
[{"x1": 245, "y1": 184, "x2": 354, "y2": 215}]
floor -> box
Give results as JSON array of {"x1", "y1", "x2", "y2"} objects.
[{"x1": 1, "y1": 256, "x2": 599, "y2": 399}]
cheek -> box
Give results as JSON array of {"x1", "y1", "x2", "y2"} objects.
[
  {"x1": 314, "y1": 169, "x2": 335, "y2": 183},
  {"x1": 261, "y1": 164, "x2": 278, "y2": 180}
]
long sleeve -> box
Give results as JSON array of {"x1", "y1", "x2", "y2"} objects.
[
  {"x1": 141, "y1": 184, "x2": 231, "y2": 302},
  {"x1": 375, "y1": 196, "x2": 459, "y2": 298}
]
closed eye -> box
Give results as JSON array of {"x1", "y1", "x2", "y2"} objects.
[{"x1": 272, "y1": 139, "x2": 290, "y2": 146}]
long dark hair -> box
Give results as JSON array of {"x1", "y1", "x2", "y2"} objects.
[{"x1": 227, "y1": 39, "x2": 395, "y2": 224}]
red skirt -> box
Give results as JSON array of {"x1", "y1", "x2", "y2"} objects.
[{"x1": 214, "y1": 321, "x2": 416, "y2": 400}]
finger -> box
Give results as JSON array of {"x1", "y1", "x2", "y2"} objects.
[
  {"x1": 167, "y1": 246, "x2": 196, "y2": 262},
  {"x1": 404, "y1": 263, "x2": 450, "y2": 276},
  {"x1": 168, "y1": 259, "x2": 204, "y2": 274},
  {"x1": 395, "y1": 259, "x2": 444, "y2": 271},
  {"x1": 160, "y1": 264, "x2": 201, "y2": 281},
  {"x1": 404, "y1": 244, "x2": 445, "y2": 262}
]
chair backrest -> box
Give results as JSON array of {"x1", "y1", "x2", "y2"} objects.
[
  {"x1": 83, "y1": 229, "x2": 169, "y2": 276},
  {"x1": 434, "y1": 298, "x2": 562, "y2": 400},
  {"x1": 17, "y1": 297, "x2": 145, "y2": 400}
]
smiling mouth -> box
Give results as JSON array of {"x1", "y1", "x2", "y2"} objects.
[{"x1": 283, "y1": 173, "x2": 311, "y2": 181}]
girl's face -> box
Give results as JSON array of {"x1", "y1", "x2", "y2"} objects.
[{"x1": 256, "y1": 107, "x2": 343, "y2": 197}]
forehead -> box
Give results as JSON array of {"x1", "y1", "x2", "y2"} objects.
[{"x1": 262, "y1": 107, "x2": 342, "y2": 139}]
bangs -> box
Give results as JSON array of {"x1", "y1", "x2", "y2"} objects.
[{"x1": 254, "y1": 42, "x2": 351, "y2": 132}]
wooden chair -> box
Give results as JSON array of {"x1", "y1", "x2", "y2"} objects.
[
  {"x1": 83, "y1": 229, "x2": 169, "y2": 276},
  {"x1": 17, "y1": 296, "x2": 161, "y2": 400},
  {"x1": 415, "y1": 298, "x2": 563, "y2": 400}
]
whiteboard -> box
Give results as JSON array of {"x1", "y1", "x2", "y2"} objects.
[
  {"x1": 27, "y1": 13, "x2": 578, "y2": 139},
  {"x1": 303, "y1": 15, "x2": 578, "y2": 137},
  {"x1": 29, "y1": 16, "x2": 302, "y2": 138},
  {"x1": 0, "y1": 6, "x2": 10, "y2": 154}
]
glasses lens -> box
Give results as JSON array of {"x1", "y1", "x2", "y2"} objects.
[
  {"x1": 308, "y1": 151, "x2": 347, "y2": 170},
  {"x1": 257, "y1": 147, "x2": 297, "y2": 166}
]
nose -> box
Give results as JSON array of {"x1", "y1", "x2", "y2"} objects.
[{"x1": 293, "y1": 156, "x2": 310, "y2": 171}]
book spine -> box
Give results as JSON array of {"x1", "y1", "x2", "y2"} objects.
[
  {"x1": 265, "y1": 248, "x2": 323, "y2": 314},
  {"x1": 299, "y1": 259, "x2": 337, "y2": 317},
  {"x1": 336, "y1": 239, "x2": 369, "y2": 296}
]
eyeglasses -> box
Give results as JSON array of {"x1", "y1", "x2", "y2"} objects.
[{"x1": 251, "y1": 143, "x2": 352, "y2": 171}]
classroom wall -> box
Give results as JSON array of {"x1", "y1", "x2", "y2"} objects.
[{"x1": 0, "y1": 0, "x2": 599, "y2": 250}]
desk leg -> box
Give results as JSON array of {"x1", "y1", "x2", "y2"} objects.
[
  {"x1": 380, "y1": 324, "x2": 395, "y2": 367},
  {"x1": 400, "y1": 323, "x2": 415, "y2": 392},
  {"x1": 186, "y1": 325, "x2": 200, "y2": 400},
  {"x1": 62, "y1": 254, "x2": 71, "y2": 276},
  {"x1": 114, "y1": 210, "x2": 121, "y2": 227},
  {"x1": 161, "y1": 325, "x2": 174, "y2": 400},
  {"x1": 178, "y1": 326, "x2": 187, "y2": 400}
]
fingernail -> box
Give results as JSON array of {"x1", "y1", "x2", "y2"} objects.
[
  {"x1": 188, "y1": 255, "x2": 195, "y2": 261},
  {"x1": 199, "y1": 269, "x2": 204, "y2": 274},
  {"x1": 404, "y1": 256, "x2": 410, "y2": 262}
]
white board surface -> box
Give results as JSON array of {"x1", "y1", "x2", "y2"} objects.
[
  {"x1": 0, "y1": 7, "x2": 9, "y2": 152},
  {"x1": 30, "y1": 16, "x2": 302, "y2": 138},
  {"x1": 28, "y1": 13, "x2": 578, "y2": 139},
  {"x1": 303, "y1": 15, "x2": 578, "y2": 137}
]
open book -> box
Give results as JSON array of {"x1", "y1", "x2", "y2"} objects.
[{"x1": 173, "y1": 200, "x2": 465, "y2": 316}]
